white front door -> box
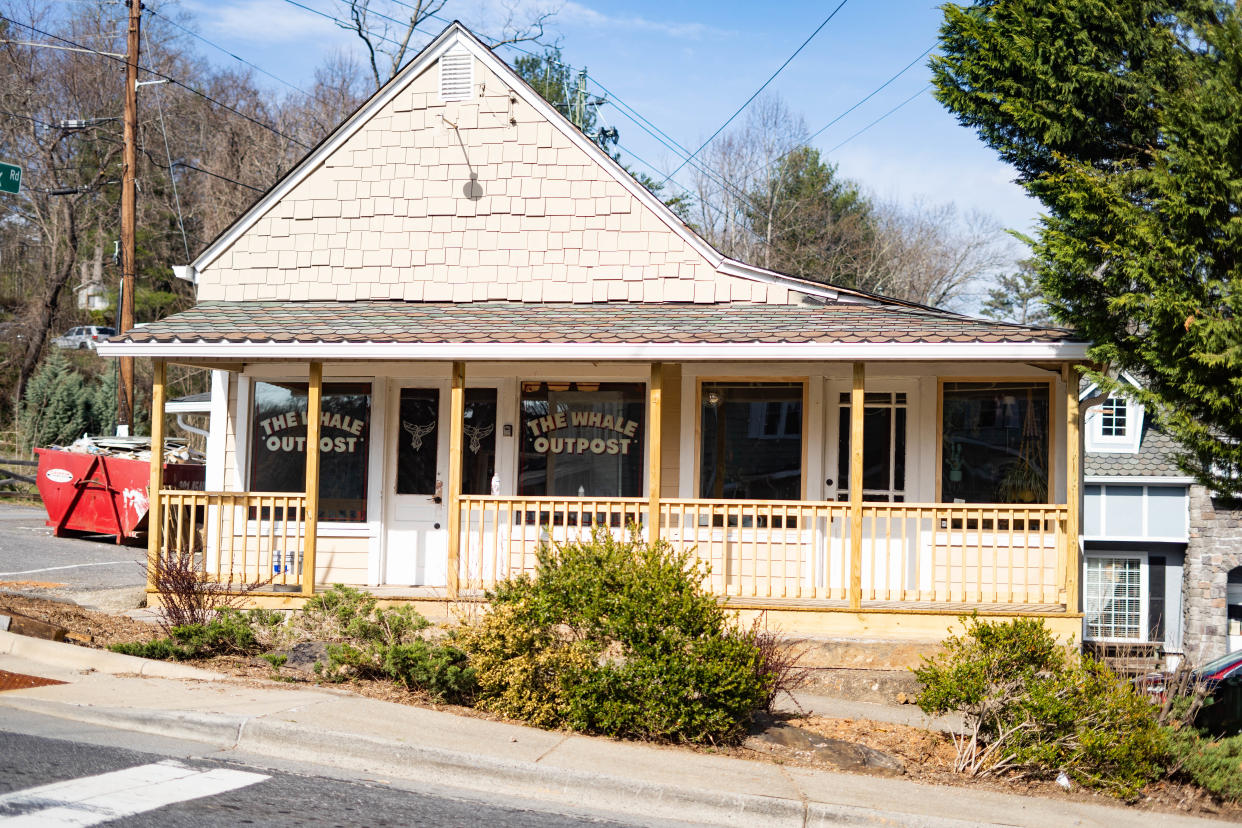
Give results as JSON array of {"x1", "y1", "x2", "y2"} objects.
[{"x1": 384, "y1": 381, "x2": 449, "y2": 585}]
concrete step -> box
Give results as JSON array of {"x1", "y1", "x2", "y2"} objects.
[{"x1": 780, "y1": 637, "x2": 942, "y2": 705}]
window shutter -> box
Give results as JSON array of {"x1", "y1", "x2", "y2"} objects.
[{"x1": 439, "y1": 49, "x2": 473, "y2": 101}]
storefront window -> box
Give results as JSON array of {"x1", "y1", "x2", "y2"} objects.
[
  {"x1": 942, "y1": 381, "x2": 1049, "y2": 504},
  {"x1": 518, "y1": 382, "x2": 644, "y2": 497},
  {"x1": 700, "y1": 382, "x2": 803, "y2": 500},
  {"x1": 250, "y1": 381, "x2": 371, "y2": 522}
]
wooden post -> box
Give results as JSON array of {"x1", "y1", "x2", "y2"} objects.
[
  {"x1": 302, "y1": 362, "x2": 323, "y2": 596},
  {"x1": 647, "y1": 362, "x2": 663, "y2": 544},
  {"x1": 146, "y1": 359, "x2": 166, "y2": 590},
  {"x1": 447, "y1": 361, "x2": 465, "y2": 598},
  {"x1": 1064, "y1": 362, "x2": 1081, "y2": 613},
  {"x1": 849, "y1": 362, "x2": 865, "y2": 609},
  {"x1": 118, "y1": 0, "x2": 140, "y2": 431}
]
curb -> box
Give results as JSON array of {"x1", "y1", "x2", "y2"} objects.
[
  {"x1": 0, "y1": 630, "x2": 227, "y2": 681},
  {"x1": 2, "y1": 696, "x2": 982, "y2": 828}
]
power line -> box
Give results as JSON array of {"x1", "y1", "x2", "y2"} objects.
[
  {"x1": 740, "y1": 44, "x2": 936, "y2": 181},
  {"x1": 0, "y1": 15, "x2": 311, "y2": 149},
  {"x1": 826, "y1": 84, "x2": 932, "y2": 154},
  {"x1": 146, "y1": 27, "x2": 191, "y2": 262},
  {"x1": 659, "y1": 1, "x2": 850, "y2": 186},
  {"x1": 0, "y1": 108, "x2": 265, "y2": 193},
  {"x1": 146, "y1": 7, "x2": 313, "y2": 98}
]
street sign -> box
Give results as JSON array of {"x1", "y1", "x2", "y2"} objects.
[{"x1": 0, "y1": 162, "x2": 20, "y2": 194}]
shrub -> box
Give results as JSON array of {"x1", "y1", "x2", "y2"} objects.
[
  {"x1": 458, "y1": 528, "x2": 768, "y2": 744},
  {"x1": 309, "y1": 587, "x2": 475, "y2": 703},
  {"x1": 1170, "y1": 730, "x2": 1242, "y2": 802},
  {"x1": 110, "y1": 610, "x2": 263, "y2": 661},
  {"x1": 915, "y1": 615, "x2": 1168, "y2": 796},
  {"x1": 148, "y1": 549, "x2": 267, "y2": 633}
]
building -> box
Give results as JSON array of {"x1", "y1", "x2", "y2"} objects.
[
  {"x1": 1082, "y1": 378, "x2": 1242, "y2": 662},
  {"x1": 101, "y1": 22, "x2": 1090, "y2": 639}
]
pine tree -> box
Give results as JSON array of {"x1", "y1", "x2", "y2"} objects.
[
  {"x1": 933, "y1": 0, "x2": 1242, "y2": 494},
  {"x1": 980, "y1": 261, "x2": 1051, "y2": 327},
  {"x1": 19, "y1": 351, "x2": 91, "y2": 451}
]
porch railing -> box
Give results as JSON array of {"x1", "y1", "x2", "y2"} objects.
[
  {"x1": 156, "y1": 490, "x2": 308, "y2": 591},
  {"x1": 459, "y1": 496, "x2": 1069, "y2": 609}
]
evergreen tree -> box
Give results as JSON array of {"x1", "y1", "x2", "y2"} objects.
[
  {"x1": 933, "y1": 0, "x2": 1242, "y2": 494},
  {"x1": 19, "y1": 351, "x2": 90, "y2": 451},
  {"x1": 980, "y1": 260, "x2": 1051, "y2": 326},
  {"x1": 746, "y1": 147, "x2": 875, "y2": 286}
]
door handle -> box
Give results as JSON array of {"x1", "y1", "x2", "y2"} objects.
[
  {"x1": 825, "y1": 478, "x2": 834, "y2": 487},
  {"x1": 432, "y1": 496, "x2": 442, "y2": 504}
]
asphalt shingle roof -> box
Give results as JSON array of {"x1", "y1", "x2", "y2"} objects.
[
  {"x1": 1085, "y1": 425, "x2": 1186, "y2": 478},
  {"x1": 116, "y1": 301, "x2": 1081, "y2": 346}
]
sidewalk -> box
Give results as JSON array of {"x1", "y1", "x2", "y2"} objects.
[{"x1": 0, "y1": 630, "x2": 1225, "y2": 828}]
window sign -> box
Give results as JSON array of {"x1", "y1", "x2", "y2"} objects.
[
  {"x1": 250, "y1": 381, "x2": 371, "y2": 522},
  {"x1": 941, "y1": 382, "x2": 1049, "y2": 504},
  {"x1": 518, "y1": 382, "x2": 644, "y2": 496},
  {"x1": 700, "y1": 382, "x2": 803, "y2": 500}
]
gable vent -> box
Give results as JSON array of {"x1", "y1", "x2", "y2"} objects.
[{"x1": 439, "y1": 49, "x2": 474, "y2": 101}]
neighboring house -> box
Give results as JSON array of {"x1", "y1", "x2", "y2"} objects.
[
  {"x1": 1082, "y1": 378, "x2": 1242, "y2": 663},
  {"x1": 101, "y1": 22, "x2": 1091, "y2": 640}
]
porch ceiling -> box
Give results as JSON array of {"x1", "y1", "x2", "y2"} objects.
[{"x1": 103, "y1": 300, "x2": 1086, "y2": 358}]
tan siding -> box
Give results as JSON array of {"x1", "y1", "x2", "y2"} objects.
[
  {"x1": 197, "y1": 55, "x2": 788, "y2": 305},
  {"x1": 315, "y1": 539, "x2": 370, "y2": 586}
]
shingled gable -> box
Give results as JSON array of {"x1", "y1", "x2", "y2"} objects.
[{"x1": 186, "y1": 21, "x2": 866, "y2": 307}]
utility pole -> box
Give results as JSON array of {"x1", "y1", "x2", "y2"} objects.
[
  {"x1": 572, "y1": 68, "x2": 587, "y2": 131},
  {"x1": 118, "y1": 0, "x2": 140, "y2": 435}
]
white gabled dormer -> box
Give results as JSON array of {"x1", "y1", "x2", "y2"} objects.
[{"x1": 1083, "y1": 376, "x2": 1145, "y2": 454}]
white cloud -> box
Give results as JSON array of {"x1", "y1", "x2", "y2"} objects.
[
  {"x1": 186, "y1": 0, "x2": 351, "y2": 45},
  {"x1": 558, "y1": 2, "x2": 729, "y2": 40}
]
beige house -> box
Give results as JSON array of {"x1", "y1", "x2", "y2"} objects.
[{"x1": 102, "y1": 22, "x2": 1089, "y2": 639}]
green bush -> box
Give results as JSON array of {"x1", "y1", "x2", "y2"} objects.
[
  {"x1": 458, "y1": 528, "x2": 768, "y2": 744},
  {"x1": 309, "y1": 589, "x2": 475, "y2": 703},
  {"x1": 915, "y1": 615, "x2": 1168, "y2": 796},
  {"x1": 1170, "y1": 730, "x2": 1242, "y2": 802},
  {"x1": 110, "y1": 610, "x2": 263, "y2": 661}
]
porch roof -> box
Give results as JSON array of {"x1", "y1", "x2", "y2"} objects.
[{"x1": 100, "y1": 300, "x2": 1089, "y2": 361}]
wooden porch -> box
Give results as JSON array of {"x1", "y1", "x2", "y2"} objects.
[{"x1": 145, "y1": 357, "x2": 1084, "y2": 617}]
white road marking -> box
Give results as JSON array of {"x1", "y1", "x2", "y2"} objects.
[
  {"x1": 0, "y1": 562, "x2": 135, "y2": 577},
  {"x1": 0, "y1": 759, "x2": 268, "y2": 825}
]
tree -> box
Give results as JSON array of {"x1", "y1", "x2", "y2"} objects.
[
  {"x1": 932, "y1": 0, "x2": 1242, "y2": 494},
  {"x1": 980, "y1": 260, "x2": 1051, "y2": 327},
  {"x1": 338, "y1": 0, "x2": 554, "y2": 90}
]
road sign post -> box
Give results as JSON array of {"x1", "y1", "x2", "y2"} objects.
[{"x1": 0, "y1": 162, "x2": 21, "y2": 194}]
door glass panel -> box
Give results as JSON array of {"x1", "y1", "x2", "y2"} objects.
[
  {"x1": 462, "y1": 388, "x2": 497, "y2": 496},
  {"x1": 836, "y1": 391, "x2": 907, "y2": 502},
  {"x1": 397, "y1": 388, "x2": 439, "y2": 495}
]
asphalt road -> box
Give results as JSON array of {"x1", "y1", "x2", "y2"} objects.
[
  {"x1": 0, "y1": 708, "x2": 646, "y2": 827},
  {"x1": 0, "y1": 503, "x2": 147, "y2": 611}
]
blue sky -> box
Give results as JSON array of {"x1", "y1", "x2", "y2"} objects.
[{"x1": 171, "y1": 0, "x2": 1038, "y2": 243}]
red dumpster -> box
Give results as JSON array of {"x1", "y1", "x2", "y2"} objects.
[{"x1": 35, "y1": 447, "x2": 205, "y2": 544}]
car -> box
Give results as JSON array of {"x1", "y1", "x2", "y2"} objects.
[
  {"x1": 52, "y1": 325, "x2": 116, "y2": 350},
  {"x1": 1191, "y1": 649, "x2": 1242, "y2": 736}
]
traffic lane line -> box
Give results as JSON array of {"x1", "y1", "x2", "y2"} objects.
[{"x1": 0, "y1": 759, "x2": 268, "y2": 825}]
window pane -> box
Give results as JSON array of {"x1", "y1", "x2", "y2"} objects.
[
  {"x1": 519, "y1": 382, "x2": 644, "y2": 497},
  {"x1": 863, "y1": 407, "x2": 892, "y2": 491},
  {"x1": 1147, "y1": 486, "x2": 1187, "y2": 538},
  {"x1": 462, "y1": 388, "x2": 497, "y2": 496},
  {"x1": 1100, "y1": 397, "x2": 1128, "y2": 437},
  {"x1": 942, "y1": 382, "x2": 1049, "y2": 504},
  {"x1": 839, "y1": 395, "x2": 907, "y2": 500},
  {"x1": 1103, "y1": 486, "x2": 1143, "y2": 537},
  {"x1": 1084, "y1": 557, "x2": 1142, "y2": 640},
  {"x1": 397, "y1": 388, "x2": 439, "y2": 495},
  {"x1": 701, "y1": 382, "x2": 802, "y2": 500},
  {"x1": 250, "y1": 381, "x2": 371, "y2": 522}
]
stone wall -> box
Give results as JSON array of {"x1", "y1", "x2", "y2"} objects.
[{"x1": 1183, "y1": 486, "x2": 1242, "y2": 660}]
